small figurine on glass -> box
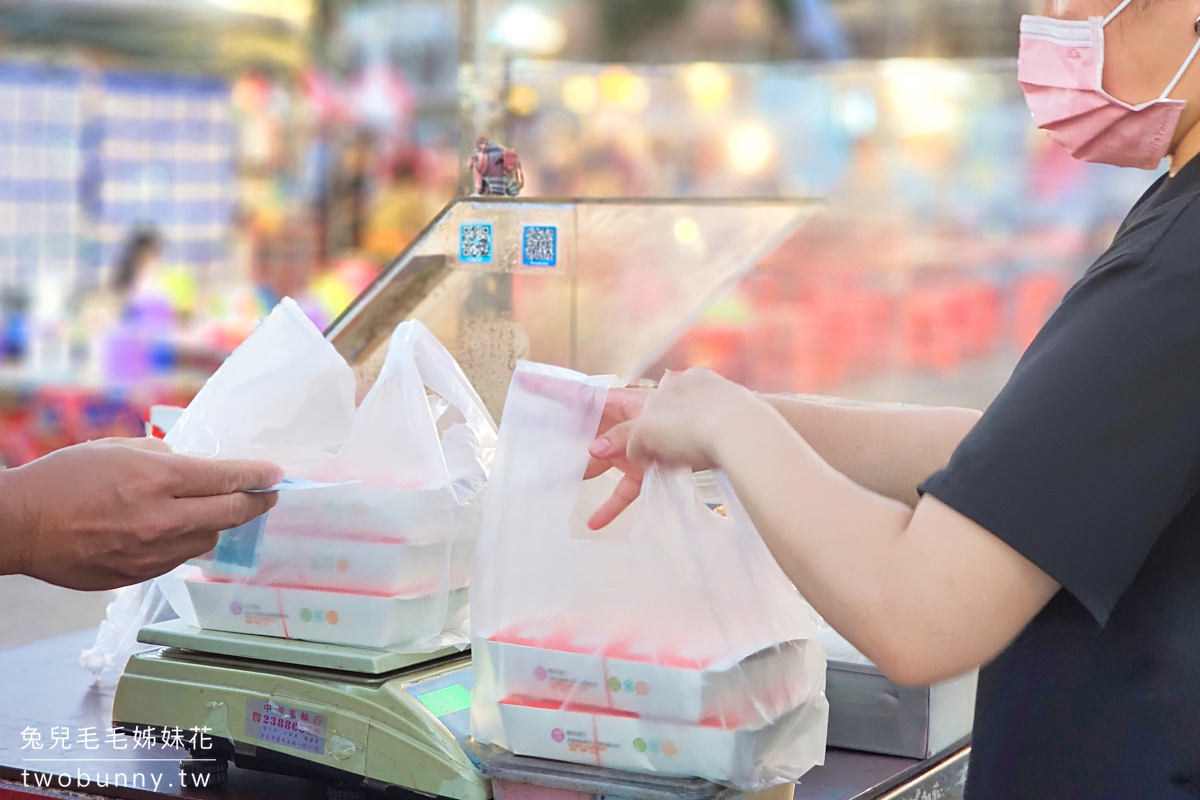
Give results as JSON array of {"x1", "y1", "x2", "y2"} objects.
[{"x1": 470, "y1": 137, "x2": 525, "y2": 197}]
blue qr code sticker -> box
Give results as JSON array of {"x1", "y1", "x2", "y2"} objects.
[
  {"x1": 522, "y1": 225, "x2": 558, "y2": 267},
  {"x1": 460, "y1": 223, "x2": 494, "y2": 263}
]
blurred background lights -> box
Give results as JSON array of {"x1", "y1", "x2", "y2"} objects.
[
  {"x1": 506, "y1": 84, "x2": 541, "y2": 117},
  {"x1": 884, "y1": 60, "x2": 967, "y2": 137},
  {"x1": 674, "y1": 217, "x2": 702, "y2": 246},
  {"x1": 835, "y1": 89, "x2": 879, "y2": 138},
  {"x1": 597, "y1": 66, "x2": 648, "y2": 113},
  {"x1": 727, "y1": 120, "x2": 775, "y2": 175},
  {"x1": 207, "y1": 0, "x2": 313, "y2": 26},
  {"x1": 561, "y1": 74, "x2": 599, "y2": 115},
  {"x1": 683, "y1": 62, "x2": 733, "y2": 113},
  {"x1": 598, "y1": 65, "x2": 650, "y2": 114},
  {"x1": 493, "y1": 4, "x2": 568, "y2": 56}
]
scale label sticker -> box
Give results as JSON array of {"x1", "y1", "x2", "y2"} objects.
[
  {"x1": 417, "y1": 684, "x2": 473, "y2": 718},
  {"x1": 245, "y1": 700, "x2": 326, "y2": 755},
  {"x1": 460, "y1": 223, "x2": 494, "y2": 264},
  {"x1": 522, "y1": 225, "x2": 558, "y2": 267}
]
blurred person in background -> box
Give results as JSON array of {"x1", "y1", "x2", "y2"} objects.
[
  {"x1": 326, "y1": 131, "x2": 374, "y2": 256},
  {"x1": 363, "y1": 147, "x2": 434, "y2": 261},
  {"x1": 78, "y1": 225, "x2": 163, "y2": 334},
  {"x1": 586, "y1": 0, "x2": 1200, "y2": 797}
]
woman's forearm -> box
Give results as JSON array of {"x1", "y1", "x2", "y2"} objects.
[
  {"x1": 713, "y1": 399, "x2": 915, "y2": 667},
  {"x1": 761, "y1": 395, "x2": 981, "y2": 507},
  {"x1": 710, "y1": 395, "x2": 1054, "y2": 686}
]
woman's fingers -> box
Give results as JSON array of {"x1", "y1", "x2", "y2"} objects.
[
  {"x1": 587, "y1": 471, "x2": 644, "y2": 530},
  {"x1": 590, "y1": 419, "x2": 631, "y2": 457}
]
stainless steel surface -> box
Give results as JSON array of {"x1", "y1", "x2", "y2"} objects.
[
  {"x1": 876, "y1": 747, "x2": 968, "y2": 800},
  {"x1": 826, "y1": 662, "x2": 975, "y2": 760}
]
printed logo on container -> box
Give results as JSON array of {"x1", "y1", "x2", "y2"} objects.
[
  {"x1": 606, "y1": 676, "x2": 648, "y2": 695},
  {"x1": 631, "y1": 738, "x2": 679, "y2": 756},
  {"x1": 534, "y1": 666, "x2": 548, "y2": 681},
  {"x1": 551, "y1": 728, "x2": 566, "y2": 743},
  {"x1": 227, "y1": 601, "x2": 284, "y2": 626}
]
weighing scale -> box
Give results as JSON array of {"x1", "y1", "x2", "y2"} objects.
[{"x1": 112, "y1": 620, "x2": 487, "y2": 800}]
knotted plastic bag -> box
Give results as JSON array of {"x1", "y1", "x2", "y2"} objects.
[
  {"x1": 470, "y1": 361, "x2": 827, "y2": 790},
  {"x1": 160, "y1": 298, "x2": 496, "y2": 652}
]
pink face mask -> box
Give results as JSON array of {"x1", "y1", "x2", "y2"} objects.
[{"x1": 1019, "y1": 0, "x2": 1200, "y2": 170}]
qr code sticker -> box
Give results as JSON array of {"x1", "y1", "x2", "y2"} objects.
[
  {"x1": 459, "y1": 223, "x2": 494, "y2": 264},
  {"x1": 522, "y1": 225, "x2": 558, "y2": 268}
]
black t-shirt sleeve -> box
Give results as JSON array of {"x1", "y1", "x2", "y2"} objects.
[{"x1": 921, "y1": 256, "x2": 1200, "y2": 627}]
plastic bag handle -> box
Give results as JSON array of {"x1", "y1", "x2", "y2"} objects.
[
  {"x1": 634, "y1": 465, "x2": 756, "y2": 544},
  {"x1": 390, "y1": 322, "x2": 498, "y2": 433}
]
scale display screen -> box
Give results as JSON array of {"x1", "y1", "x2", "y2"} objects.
[
  {"x1": 418, "y1": 684, "x2": 473, "y2": 717},
  {"x1": 406, "y1": 666, "x2": 475, "y2": 750}
]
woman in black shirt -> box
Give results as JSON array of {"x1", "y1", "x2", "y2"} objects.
[{"x1": 587, "y1": 1, "x2": 1200, "y2": 796}]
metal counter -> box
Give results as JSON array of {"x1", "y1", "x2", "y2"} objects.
[{"x1": 0, "y1": 632, "x2": 966, "y2": 800}]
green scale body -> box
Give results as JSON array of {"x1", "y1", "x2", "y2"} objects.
[{"x1": 113, "y1": 621, "x2": 489, "y2": 800}]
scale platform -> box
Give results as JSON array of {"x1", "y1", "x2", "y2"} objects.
[
  {"x1": 112, "y1": 620, "x2": 487, "y2": 800},
  {"x1": 111, "y1": 623, "x2": 817, "y2": 800}
]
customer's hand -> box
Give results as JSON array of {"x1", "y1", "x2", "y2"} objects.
[
  {"x1": 0, "y1": 438, "x2": 282, "y2": 591},
  {"x1": 584, "y1": 387, "x2": 650, "y2": 529}
]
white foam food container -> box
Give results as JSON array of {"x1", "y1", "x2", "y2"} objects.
[
  {"x1": 486, "y1": 620, "x2": 824, "y2": 727},
  {"x1": 264, "y1": 482, "x2": 481, "y2": 545},
  {"x1": 204, "y1": 532, "x2": 475, "y2": 595},
  {"x1": 185, "y1": 578, "x2": 469, "y2": 650},
  {"x1": 497, "y1": 694, "x2": 828, "y2": 786}
]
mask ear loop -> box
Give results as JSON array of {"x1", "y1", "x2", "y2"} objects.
[
  {"x1": 1103, "y1": 0, "x2": 1138, "y2": 26},
  {"x1": 1160, "y1": 19, "x2": 1200, "y2": 100}
]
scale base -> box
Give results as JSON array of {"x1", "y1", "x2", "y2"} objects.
[{"x1": 113, "y1": 622, "x2": 488, "y2": 800}]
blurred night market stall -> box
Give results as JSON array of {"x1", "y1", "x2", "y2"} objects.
[{"x1": 0, "y1": 0, "x2": 1152, "y2": 466}]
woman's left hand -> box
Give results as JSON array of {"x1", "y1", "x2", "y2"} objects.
[{"x1": 626, "y1": 367, "x2": 762, "y2": 472}]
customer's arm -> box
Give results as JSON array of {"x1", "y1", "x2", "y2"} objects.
[{"x1": 0, "y1": 438, "x2": 281, "y2": 591}]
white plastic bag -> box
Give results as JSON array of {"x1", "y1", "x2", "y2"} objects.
[
  {"x1": 81, "y1": 563, "x2": 202, "y2": 688},
  {"x1": 81, "y1": 581, "x2": 171, "y2": 689},
  {"x1": 470, "y1": 362, "x2": 827, "y2": 790},
  {"x1": 162, "y1": 299, "x2": 497, "y2": 653}
]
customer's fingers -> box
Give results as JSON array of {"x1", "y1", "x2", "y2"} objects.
[
  {"x1": 171, "y1": 491, "x2": 278, "y2": 537},
  {"x1": 110, "y1": 436, "x2": 172, "y2": 453},
  {"x1": 168, "y1": 456, "x2": 284, "y2": 498}
]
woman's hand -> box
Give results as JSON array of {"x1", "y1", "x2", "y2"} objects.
[
  {"x1": 627, "y1": 368, "x2": 761, "y2": 470},
  {"x1": 586, "y1": 369, "x2": 762, "y2": 529},
  {"x1": 585, "y1": 387, "x2": 650, "y2": 529}
]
